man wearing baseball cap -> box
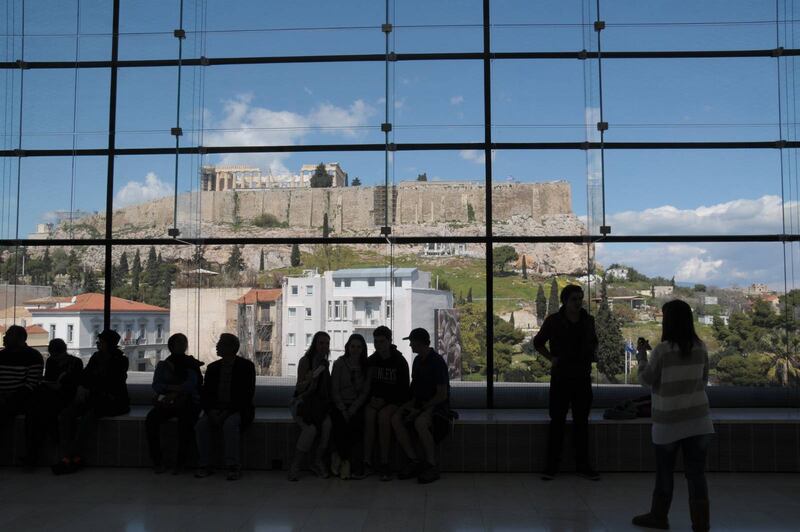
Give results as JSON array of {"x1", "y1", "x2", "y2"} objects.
[{"x1": 391, "y1": 327, "x2": 450, "y2": 484}]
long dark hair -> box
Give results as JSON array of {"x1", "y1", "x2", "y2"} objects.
[
  {"x1": 661, "y1": 299, "x2": 702, "y2": 358},
  {"x1": 301, "y1": 331, "x2": 331, "y2": 366},
  {"x1": 344, "y1": 333, "x2": 369, "y2": 372}
]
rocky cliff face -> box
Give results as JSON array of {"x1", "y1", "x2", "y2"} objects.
[{"x1": 47, "y1": 181, "x2": 590, "y2": 275}]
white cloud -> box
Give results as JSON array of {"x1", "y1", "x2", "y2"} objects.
[
  {"x1": 450, "y1": 95, "x2": 464, "y2": 105},
  {"x1": 115, "y1": 172, "x2": 173, "y2": 208},
  {"x1": 203, "y1": 94, "x2": 376, "y2": 173},
  {"x1": 607, "y1": 195, "x2": 784, "y2": 235},
  {"x1": 459, "y1": 149, "x2": 496, "y2": 165}
]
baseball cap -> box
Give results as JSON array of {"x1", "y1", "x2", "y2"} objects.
[{"x1": 402, "y1": 328, "x2": 430, "y2": 344}]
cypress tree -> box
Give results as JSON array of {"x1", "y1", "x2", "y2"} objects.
[
  {"x1": 547, "y1": 278, "x2": 559, "y2": 316},
  {"x1": 535, "y1": 284, "x2": 547, "y2": 325}
]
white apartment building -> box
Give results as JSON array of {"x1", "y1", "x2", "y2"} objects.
[
  {"x1": 29, "y1": 293, "x2": 169, "y2": 370},
  {"x1": 281, "y1": 267, "x2": 453, "y2": 376}
]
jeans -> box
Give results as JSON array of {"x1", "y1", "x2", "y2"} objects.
[
  {"x1": 330, "y1": 407, "x2": 364, "y2": 462},
  {"x1": 24, "y1": 387, "x2": 68, "y2": 461},
  {"x1": 291, "y1": 401, "x2": 331, "y2": 454},
  {"x1": 58, "y1": 397, "x2": 99, "y2": 458},
  {"x1": 195, "y1": 410, "x2": 242, "y2": 468},
  {"x1": 546, "y1": 373, "x2": 593, "y2": 469},
  {"x1": 654, "y1": 434, "x2": 712, "y2": 502},
  {"x1": 146, "y1": 403, "x2": 201, "y2": 467}
]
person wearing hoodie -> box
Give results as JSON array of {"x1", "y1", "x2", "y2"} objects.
[
  {"x1": 146, "y1": 333, "x2": 204, "y2": 474},
  {"x1": 54, "y1": 329, "x2": 130, "y2": 475},
  {"x1": 533, "y1": 284, "x2": 600, "y2": 481},
  {"x1": 363, "y1": 326, "x2": 410, "y2": 481}
]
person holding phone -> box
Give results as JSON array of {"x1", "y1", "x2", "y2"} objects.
[
  {"x1": 288, "y1": 331, "x2": 333, "y2": 481},
  {"x1": 632, "y1": 299, "x2": 713, "y2": 532}
]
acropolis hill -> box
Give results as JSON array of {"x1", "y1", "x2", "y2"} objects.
[{"x1": 60, "y1": 181, "x2": 589, "y2": 275}]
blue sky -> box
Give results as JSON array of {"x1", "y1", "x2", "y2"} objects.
[{"x1": 2, "y1": 0, "x2": 800, "y2": 289}]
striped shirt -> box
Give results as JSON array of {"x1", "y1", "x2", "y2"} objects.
[
  {"x1": 637, "y1": 340, "x2": 714, "y2": 445},
  {"x1": 0, "y1": 345, "x2": 44, "y2": 396}
]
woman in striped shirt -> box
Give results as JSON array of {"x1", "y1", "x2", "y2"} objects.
[{"x1": 633, "y1": 299, "x2": 713, "y2": 532}]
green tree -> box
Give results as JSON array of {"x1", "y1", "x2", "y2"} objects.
[
  {"x1": 322, "y1": 213, "x2": 330, "y2": 238},
  {"x1": 146, "y1": 245, "x2": 159, "y2": 286},
  {"x1": 509, "y1": 312, "x2": 515, "y2": 327},
  {"x1": 290, "y1": 243, "x2": 301, "y2": 267},
  {"x1": 82, "y1": 268, "x2": 99, "y2": 292},
  {"x1": 467, "y1": 203, "x2": 475, "y2": 222},
  {"x1": 41, "y1": 247, "x2": 52, "y2": 284},
  {"x1": 66, "y1": 250, "x2": 81, "y2": 287},
  {"x1": 467, "y1": 287, "x2": 473, "y2": 303},
  {"x1": 521, "y1": 255, "x2": 528, "y2": 279},
  {"x1": 535, "y1": 284, "x2": 547, "y2": 325},
  {"x1": 351, "y1": 177, "x2": 361, "y2": 186},
  {"x1": 547, "y1": 278, "x2": 559, "y2": 317},
  {"x1": 225, "y1": 245, "x2": 245, "y2": 276},
  {"x1": 596, "y1": 281, "x2": 625, "y2": 382},
  {"x1": 694, "y1": 284, "x2": 707, "y2": 292},
  {"x1": 118, "y1": 251, "x2": 129, "y2": 278},
  {"x1": 131, "y1": 250, "x2": 142, "y2": 300},
  {"x1": 417, "y1": 172, "x2": 428, "y2": 182},
  {"x1": 259, "y1": 249, "x2": 265, "y2": 272},
  {"x1": 310, "y1": 162, "x2": 332, "y2": 188},
  {"x1": 459, "y1": 303, "x2": 487, "y2": 377},
  {"x1": 714, "y1": 354, "x2": 773, "y2": 386},
  {"x1": 492, "y1": 245, "x2": 518, "y2": 272},
  {"x1": 232, "y1": 190, "x2": 241, "y2": 229}
]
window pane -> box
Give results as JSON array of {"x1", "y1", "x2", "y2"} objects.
[
  {"x1": 24, "y1": 0, "x2": 111, "y2": 61},
  {"x1": 604, "y1": 58, "x2": 777, "y2": 142},
  {"x1": 394, "y1": 0, "x2": 482, "y2": 53},
  {"x1": 491, "y1": 0, "x2": 589, "y2": 53},
  {"x1": 604, "y1": 149, "x2": 783, "y2": 236}
]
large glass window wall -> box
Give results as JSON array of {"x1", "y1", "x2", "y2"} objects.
[{"x1": 2, "y1": 0, "x2": 799, "y2": 406}]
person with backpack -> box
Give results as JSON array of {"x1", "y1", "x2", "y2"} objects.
[
  {"x1": 632, "y1": 300, "x2": 714, "y2": 532},
  {"x1": 146, "y1": 333, "x2": 203, "y2": 474}
]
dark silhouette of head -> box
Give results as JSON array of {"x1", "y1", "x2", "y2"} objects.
[
  {"x1": 372, "y1": 325, "x2": 392, "y2": 356},
  {"x1": 3, "y1": 325, "x2": 27, "y2": 348},
  {"x1": 661, "y1": 299, "x2": 701, "y2": 358},
  {"x1": 559, "y1": 284, "x2": 584, "y2": 307},
  {"x1": 97, "y1": 329, "x2": 121, "y2": 352},
  {"x1": 216, "y1": 333, "x2": 240, "y2": 358},
  {"x1": 303, "y1": 331, "x2": 330, "y2": 362},
  {"x1": 48, "y1": 338, "x2": 67, "y2": 356},
  {"x1": 403, "y1": 328, "x2": 431, "y2": 355},
  {"x1": 168, "y1": 333, "x2": 188, "y2": 355},
  {"x1": 344, "y1": 333, "x2": 368, "y2": 369}
]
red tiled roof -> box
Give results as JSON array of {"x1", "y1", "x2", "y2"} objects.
[
  {"x1": 235, "y1": 288, "x2": 282, "y2": 305},
  {"x1": 0, "y1": 324, "x2": 48, "y2": 334},
  {"x1": 30, "y1": 293, "x2": 168, "y2": 313}
]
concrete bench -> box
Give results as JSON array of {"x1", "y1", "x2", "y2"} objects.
[{"x1": 2, "y1": 407, "x2": 798, "y2": 473}]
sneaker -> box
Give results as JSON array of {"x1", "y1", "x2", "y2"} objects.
[
  {"x1": 576, "y1": 466, "x2": 600, "y2": 481},
  {"x1": 331, "y1": 453, "x2": 342, "y2": 476},
  {"x1": 398, "y1": 459, "x2": 423, "y2": 480},
  {"x1": 379, "y1": 463, "x2": 392, "y2": 481},
  {"x1": 226, "y1": 466, "x2": 242, "y2": 481},
  {"x1": 340, "y1": 459, "x2": 351, "y2": 480},
  {"x1": 417, "y1": 463, "x2": 440, "y2": 485},
  {"x1": 194, "y1": 467, "x2": 213, "y2": 478}
]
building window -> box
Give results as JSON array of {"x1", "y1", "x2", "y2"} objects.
[
  {"x1": 67, "y1": 325, "x2": 74, "y2": 343},
  {"x1": 291, "y1": 285, "x2": 298, "y2": 295},
  {"x1": 306, "y1": 285, "x2": 314, "y2": 295},
  {"x1": 287, "y1": 333, "x2": 296, "y2": 346},
  {"x1": 305, "y1": 307, "x2": 312, "y2": 319},
  {"x1": 289, "y1": 307, "x2": 297, "y2": 317},
  {"x1": 368, "y1": 277, "x2": 375, "y2": 287},
  {"x1": 49, "y1": 324, "x2": 56, "y2": 340},
  {"x1": 344, "y1": 279, "x2": 351, "y2": 287},
  {"x1": 342, "y1": 301, "x2": 349, "y2": 320},
  {"x1": 395, "y1": 277, "x2": 402, "y2": 287},
  {"x1": 334, "y1": 301, "x2": 341, "y2": 320},
  {"x1": 156, "y1": 324, "x2": 163, "y2": 340},
  {"x1": 139, "y1": 324, "x2": 146, "y2": 342},
  {"x1": 334, "y1": 279, "x2": 341, "y2": 287},
  {"x1": 327, "y1": 301, "x2": 333, "y2": 320},
  {"x1": 386, "y1": 300, "x2": 392, "y2": 319},
  {"x1": 305, "y1": 333, "x2": 312, "y2": 346}
]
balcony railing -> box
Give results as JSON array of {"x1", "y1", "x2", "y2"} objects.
[{"x1": 353, "y1": 317, "x2": 380, "y2": 327}]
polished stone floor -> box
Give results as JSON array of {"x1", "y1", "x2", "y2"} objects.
[{"x1": 0, "y1": 468, "x2": 797, "y2": 531}]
